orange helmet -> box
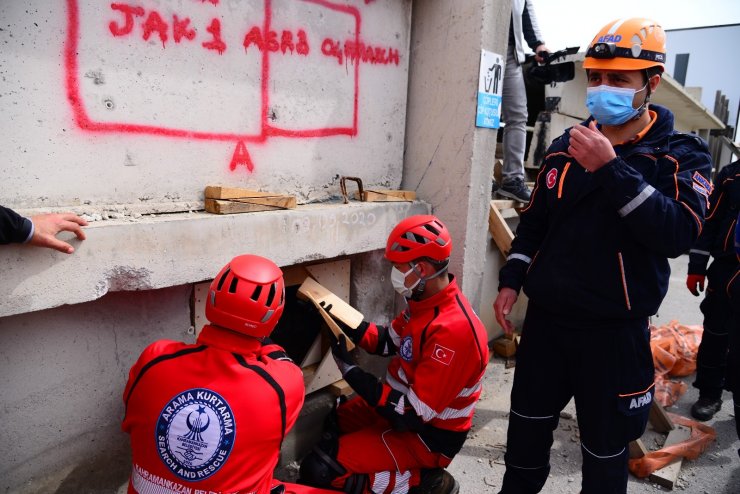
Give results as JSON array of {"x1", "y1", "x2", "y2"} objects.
[
  {"x1": 385, "y1": 215, "x2": 452, "y2": 264},
  {"x1": 206, "y1": 254, "x2": 285, "y2": 338},
  {"x1": 583, "y1": 18, "x2": 666, "y2": 72}
]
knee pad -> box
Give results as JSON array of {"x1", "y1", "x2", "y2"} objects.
[{"x1": 298, "y1": 446, "x2": 346, "y2": 488}]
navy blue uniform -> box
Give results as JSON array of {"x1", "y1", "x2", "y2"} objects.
[
  {"x1": 498, "y1": 105, "x2": 712, "y2": 493},
  {"x1": 688, "y1": 160, "x2": 740, "y2": 402},
  {"x1": 0, "y1": 205, "x2": 33, "y2": 244}
]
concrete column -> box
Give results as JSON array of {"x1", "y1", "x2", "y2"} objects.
[{"x1": 404, "y1": 0, "x2": 510, "y2": 310}]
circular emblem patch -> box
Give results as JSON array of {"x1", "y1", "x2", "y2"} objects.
[
  {"x1": 546, "y1": 168, "x2": 558, "y2": 189},
  {"x1": 156, "y1": 388, "x2": 235, "y2": 481},
  {"x1": 399, "y1": 336, "x2": 413, "y2": 362}
]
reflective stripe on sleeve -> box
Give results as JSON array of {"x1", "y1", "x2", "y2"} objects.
[
  {"x1": 618, "y1": 185, "x2": 655, "y2": 217},
  {"x1": 507, "y1": 253, "x2": 532, "y2": 264}
]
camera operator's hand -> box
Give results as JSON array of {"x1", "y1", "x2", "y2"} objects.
[{"x1": 534, "y1": 44, "x2": 550, "y2": 64}]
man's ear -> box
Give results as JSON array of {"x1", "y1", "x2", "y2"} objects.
[
  {"x1": 649, "y1": 73, "x2": 661, "y2": 93},
  {"x1": 412, "y1": 260, "x2": 427, "y2": 278}
]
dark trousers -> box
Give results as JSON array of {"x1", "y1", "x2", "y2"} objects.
[
  {"x1": 693, "y1": 260, "x2": 737, "y2": 400},
  {"x1": 500, "y1": 304, "x2": 654, "y2": 494},
  {"x1": 727, "y1": 265, "x2": 740, "y2": 441}
]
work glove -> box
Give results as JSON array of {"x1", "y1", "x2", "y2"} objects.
[
  {"x1": 331, "y1": 334, "x2": 357, "y2": 376},
  {"x1": 319, "y1": 301, "x2": 369, "y2": 344},
  {"x1": 686, "y1": 274, "x2": 706, "y2": 296},
  {"x1": 331, "y1": 334, "x2": 382, "y2": 406}
]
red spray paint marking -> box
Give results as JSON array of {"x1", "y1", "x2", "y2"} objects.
[
  {"x1": 229, "y1": 141, "x2": 254, "y2": 172},
  {"x1": 173, "y1": 15, "x2": 196, "y2": 43},
  {"x1": 202, "y1": 18, "x2": 226, "y2": 54},
  {"x1": 66, "y1": 0, "x2": 377, "y2": 172}
]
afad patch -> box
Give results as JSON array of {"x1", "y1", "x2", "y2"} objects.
[
  {"x1": 156, "y1": 388, "x2": 235, "y2": 481},
  {"x1": 692, "y1": 171, "x2": 712, "y2": 196},
  {"x1": 546, "y1": 168, "x2": 558, "y2": 189}
]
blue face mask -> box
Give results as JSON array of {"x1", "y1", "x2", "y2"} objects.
[{"x1": 585, "y1": 84, "x2": 647, "y2": 126}]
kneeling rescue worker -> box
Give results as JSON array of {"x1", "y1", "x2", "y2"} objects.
[
  {"x1": 299, "y1": 215, "x2": 489, "y2": 494},
  {"x1": 123, "y1": 255, "x2": 306, "y2": 494},
  {"x1": 493, "y1": 18, "x2": 712, "y2": 494}
]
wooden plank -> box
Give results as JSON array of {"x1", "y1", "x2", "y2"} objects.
[
  {"x1": 302, "y1": 363, "x2": 318, "y2": 388},
  {"x1": 491, "y1": 199, "x2": 520, "y2": 210},
  {"x1": 492, "y1": 337, "x2": 517, "y2": 358},
  {"x1": 489, "y1": 200, "x2": 514, "y2": 255},
  {"x1": 649, "y1": 401, "x2": 676, "y2": 433},
  {"x1": 205, "y1": 185, "x2": 286, "y2": 200},
  {"x1": 355, "y1": 190, "x2": 416, "y2": 202},
  {"x1": 282, "y1": 265, "x2": 310, "y2": 288},
  {"x1": 228, "y1": 196, "x2": 296, "y2": 209},
  {"x1": 649, "y1": 424, "x2": 691, "y2": 489},
  {"x1": 329, "y1": 379, "x2": 353, "y2": 397},
  {"x1": 205, "y1": 198, "x2": 284, "y2": 214},
  {"x1": 305, "y1": 350, "x2": 343, "y2": 395},
  {"x1": 297, "y1": 277, "x2": 364, "y2": 329},
  {"x1": 628, "y1": 439, "x2": 648, "y2": 459},
  {"x1": 301, "y1": 290, "x2": 356, "y2": 351}
]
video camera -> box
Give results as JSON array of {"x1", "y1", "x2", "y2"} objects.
[{"x1": 525, "y1": 46, "x2": 580, "y2": 85}]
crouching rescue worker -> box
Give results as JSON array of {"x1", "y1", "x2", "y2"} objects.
[
  {"x1": 492, "y1": 18, "x2": 712, "y2": 494},
  {"x1": 299, "y1": 215, "x2": 489, "y2": 494},
  {"x1": 122, "y1": 255, "x2": 306, "y2": 494},
  {"x1": 686, "y1": 160, "x2": 740, "y2": 421}
]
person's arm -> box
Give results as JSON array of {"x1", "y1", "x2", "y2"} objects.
[
  {"x1": 593, "y1": 135, "x2": 712, "y2": 258},
  {"x1": 686, "y1": 164, "x2": 729, "y2": 287},
  {"x1": 497, "y1": 155, "x2": 552, "y2": 293},
  {"x1": 0, "y1": 205, "x2": 33, "y2": 244},
  {"x1": 522, "y1": 1, "x2": 546, "y2": 56},
  {"x1": 0, "y1": 206, "x2": 88, "y2": 253}
]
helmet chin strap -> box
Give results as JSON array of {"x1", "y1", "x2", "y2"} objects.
[{"x1": 409, "y1": 261, "x2": 448, "y2": 301}]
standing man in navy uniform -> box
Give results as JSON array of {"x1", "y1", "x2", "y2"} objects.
[
  {"x1": 686, "y1": 160, "x2": 740, "y2": 421},
  {"x1": 493, "y1": 18, "x2": 712, "y2": 494}
]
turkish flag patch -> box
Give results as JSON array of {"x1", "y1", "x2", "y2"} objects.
[{"x1": 431, "y1": 344, "x2": 455, "y2": 366}]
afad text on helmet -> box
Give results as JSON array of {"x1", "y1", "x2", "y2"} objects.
[{"x1": 598, "y1": 34, "x2": 622, "y2": 43}]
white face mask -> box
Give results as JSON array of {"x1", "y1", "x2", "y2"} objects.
[{"x1": 390, "y1": 265, "x2": 420, "y2": 298}]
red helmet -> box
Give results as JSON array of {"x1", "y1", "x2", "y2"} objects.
[
  {"x1": 385, "y1": 215, "x2": 452, "y2": 264},
  {"x1": 205, "y1": 254, "x2": 285, "y2": 338}
]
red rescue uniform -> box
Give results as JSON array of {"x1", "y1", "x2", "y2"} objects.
[
  {"x1": 335, "y1": 276, "x2": 489, "y2": 492},
  {"x1": 123, "y1": 324, "x2": 305, "y2": 494}
]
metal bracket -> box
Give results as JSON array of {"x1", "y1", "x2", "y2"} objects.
[{"x1": 339, "y1": 176, "x2": 364, "y2": 204}]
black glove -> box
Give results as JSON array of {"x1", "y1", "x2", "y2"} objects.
[
  {"x1": 331, "y1": 334, "x2": 357, "y2": 376},
  {"x1": 320, "y1": 301, "x2": 369, "y2": 344},
  {"x1": 331, "y1": 334, "x2": 382, "y2": 406}
]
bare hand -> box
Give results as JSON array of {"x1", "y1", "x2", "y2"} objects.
[
  {"x1": 568, "y1": 120, "x2": 616, "y2": 172},
  {"x1": 493, "y1": 287, "x2": 518, "y2": 336},
  {"x1": 534, "y1": 44, "x2": 550, "y2": 64},
  {"x1": 29, "y1": 213, "x2": 88, "y2": 254}
]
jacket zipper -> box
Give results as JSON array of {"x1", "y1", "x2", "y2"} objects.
[{"x1": 617, "y1": 252, "x2": 631, "y2": 310}]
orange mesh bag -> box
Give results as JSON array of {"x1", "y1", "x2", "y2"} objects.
[
  {"x1": 650, "y1": 321, "x2": 703, "y2": 406},
  {"x1": 628, "y1": 413, "x2": 716, "y2": 478}
]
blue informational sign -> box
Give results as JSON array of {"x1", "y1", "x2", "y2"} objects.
[{"x1": 476, "y1": 49, "x2": 504, "y2": 129}]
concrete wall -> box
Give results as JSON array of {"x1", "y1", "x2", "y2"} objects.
[
  {"x1": 0, "y1": 286, "x2": 193, "y2": 493},
  {"x1": 403, "y1": 0, "x2": 509, "y2": 328},
  {"x1": 0, "y1": 0, "x2": 516, "y2": 491},
  {"x1": 1, "y1": 0, "x2": 411, "y2": 211}
]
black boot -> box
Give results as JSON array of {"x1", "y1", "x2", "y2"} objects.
[
  {"x1": 409, "y1": 468, "x2": 459, "y2": 494},
  {"x1": 690, "y1": 396, "x2": 722, "y2": 421}
]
